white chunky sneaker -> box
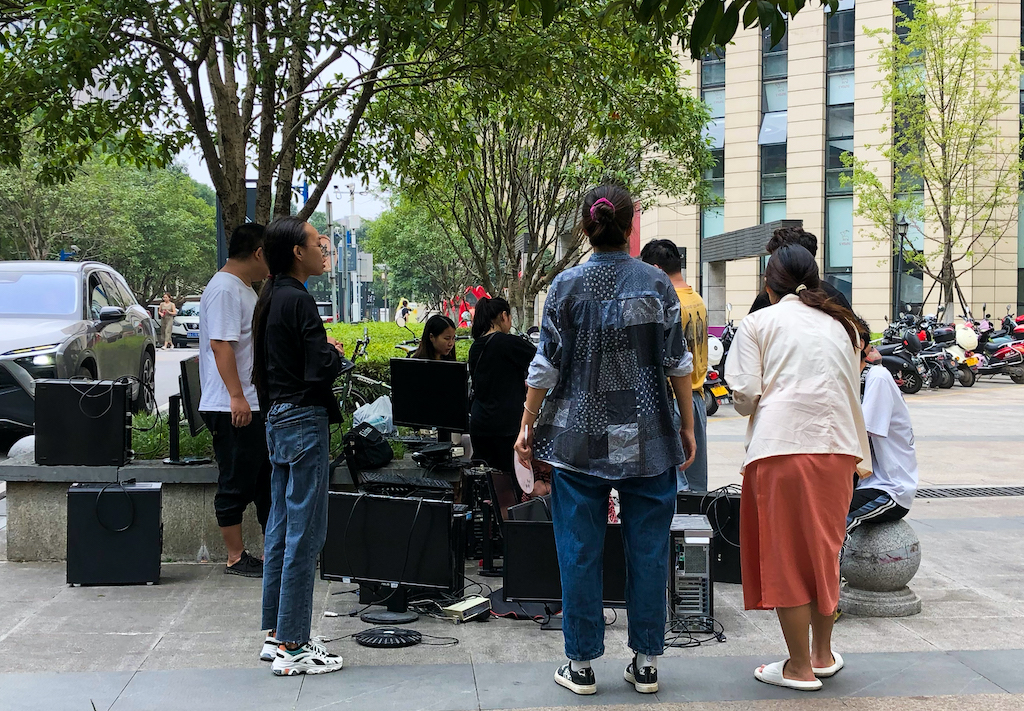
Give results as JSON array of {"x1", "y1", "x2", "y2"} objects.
[
  {"x1": 260, "y1": 635, "x2": 281, "y2": 662},
  {"x1": 271, "y1": 640, "x2": 344, "y2": 676}
]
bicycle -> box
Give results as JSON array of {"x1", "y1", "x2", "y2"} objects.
[{"x1": 332, "y1": 326, "x2": 391, "y2": 412}]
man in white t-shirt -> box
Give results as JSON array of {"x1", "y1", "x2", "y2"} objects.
[
  {"x1": 849, "y1": 323, "x2": 918, "y2": 532},
  {"x1": 199, "y1": 223, "x2": 271, "y2": 577}
]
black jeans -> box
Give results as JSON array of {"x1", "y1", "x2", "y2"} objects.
[{"x1": 201, "y1": 410, "x2": 272, "y2": 530}]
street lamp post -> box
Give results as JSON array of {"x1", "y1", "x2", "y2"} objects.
[{"x1": 894, "y1": 217, "x2": 909, "y2": 318}]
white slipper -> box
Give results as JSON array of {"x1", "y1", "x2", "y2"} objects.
[
  {"x1": 813, "y1": 651, "x2": 844, "y2": 678},
  {"x1": 754, "y1": 660, "x2": 823, "y2": 691}
]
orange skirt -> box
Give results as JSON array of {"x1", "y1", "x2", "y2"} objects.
[{"x1": 740, "y1": 454, "x2": 855, "y2": 616}]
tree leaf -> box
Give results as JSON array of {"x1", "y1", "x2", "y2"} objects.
[
  {"x1": 664, "y1": 0, "x2": 688, "y2": 22},
  {"x1": 742, "y1": 0, "x2": 759, "y2": 28},
  {"x1": 689, "y1": 0, "x2": 724, "y2": 58},
  {"x1": 715, "y1": 1, "x2": 741, "y2": 45}
]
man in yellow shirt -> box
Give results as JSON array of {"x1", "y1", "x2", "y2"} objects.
[{"x1": 641, "y1": 240, "x2": 708, "y2": 491}]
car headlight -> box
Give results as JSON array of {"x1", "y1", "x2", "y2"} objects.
[
  {"x1": 31, "y1": 354, "x2": 56, "y2": 366},
  {"x1": 3, "y1": 343, "x2": 62, "y2": 357}
]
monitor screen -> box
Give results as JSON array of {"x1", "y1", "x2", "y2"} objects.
[
  {"x1": 321, "y1": 492, "x2": 454, "y2": 590},
  {"x1": 178, "y1": 355, "x2": 206, "y2": 438},
  {"x1": 389, "y1": 358, "x2": 469, "y2": 432},
  {"x1": 502, "y1": 521, "x2": 627, "y2": 606}
]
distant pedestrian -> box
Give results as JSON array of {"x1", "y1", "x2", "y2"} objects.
[
  {"x1": 158, "y1": 293, "x2": 177, "y2": 349},
  {"x1": 726, "y1": 244, "x2": 869, "y2": 691},
  {"x1": 468, "y1": 297, "x2": 536, "y2": 475},
  {"x1": 516, "y1": 185, "x2": 695, "y2": 697},
  {"x1": 252, "y1": 216, "x2": 351, "y2": 676},
  {"x1": 641, "y1": 239, "x2": 709, "y2": 492},
  {"x1": 749, "y1": 227, "x2": 851, "y2": 313},
  {"x1": 198, "y1": 223, "x2": 272, "y2": 579}
]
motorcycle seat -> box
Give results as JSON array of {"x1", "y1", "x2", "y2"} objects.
[
  {"x1": 991, "y1": 329, "x2": 1008, "y2": 339},
  {"x1": 876, "y1": 344, "x2": 900, "y2": 356},
  {"x1": 984, "y1": 341, "x2": 1002, "y2": 353}
]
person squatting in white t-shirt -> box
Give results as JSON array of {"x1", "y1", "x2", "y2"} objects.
[
  {"x1": 198, "y1": 223, "x2": 272, "y2": 579},
  {"x1": 850, "y1": 319, "x2": 919, "y2": 532}
]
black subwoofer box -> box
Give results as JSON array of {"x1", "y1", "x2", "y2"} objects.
[
  {"x1": 35, "y1": 379, "x2": 132, "y2": 466},
  {"x1": 67, "y1": 482, "x2": 162, "y2": 585}
]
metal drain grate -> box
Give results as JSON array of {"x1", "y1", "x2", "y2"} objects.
[{"x1": 916, "y1": 486, "x2": 1024, "y2": 499}]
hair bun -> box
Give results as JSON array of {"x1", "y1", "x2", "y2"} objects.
[{"x1": 590, "y1": 197, "x2": 616, "y2": 222}]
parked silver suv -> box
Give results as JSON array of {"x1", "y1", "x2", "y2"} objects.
[{"x1": 0, "y1": 261, "x2": 158, "y2": 433}]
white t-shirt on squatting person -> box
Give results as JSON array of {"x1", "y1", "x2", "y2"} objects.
[
  {"x1": 857, "y1": 365, "x2": 919, "y2": 510},
  {"x1": 199, "y1": 272, "x2": 260, "y2": 413}
]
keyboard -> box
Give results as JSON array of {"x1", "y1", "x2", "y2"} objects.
[{"x1": 358, "y1": 471, "x2": 453, "y2": 491}]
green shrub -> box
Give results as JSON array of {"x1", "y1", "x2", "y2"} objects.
[{"x1": 132, "y1": 413, "x2": 214, "y2": 460}]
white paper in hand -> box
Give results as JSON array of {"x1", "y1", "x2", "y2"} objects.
[{"x1": 514, "y1": 424, "x2": 535, "y2": 494}]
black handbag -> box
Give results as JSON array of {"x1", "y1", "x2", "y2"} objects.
[{"x1": 343, "y1": 422, "x2": 394, "y2": 474}]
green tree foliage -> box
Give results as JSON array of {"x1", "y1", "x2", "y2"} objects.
[
  {"x1": 362, "y1": 195, "x2": 473, "y2": 311},
  {"x1": 0, "y1": 143, "x2": 216, "y2": 303},
  {"x1": 847, "y1": 0, "x2": 1023, "y2": 314},
  {"x1": 381, "y1": 4, "x2": 712, "y2": 325},
  {"x1": 1, "y1": 0, "x2": 835, "y2": 228}
]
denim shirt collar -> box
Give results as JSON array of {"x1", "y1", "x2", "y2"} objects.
[{"x1": 587, "y1": 249, "x2": 633, "y2": 263}]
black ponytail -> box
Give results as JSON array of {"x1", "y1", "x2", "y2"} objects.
[
  {"x1": 471, "y1": 297, "x2": 511, "y2": 340},
  {"x1": 581, "y1": 185, "x2": 634, "y2": 249}
]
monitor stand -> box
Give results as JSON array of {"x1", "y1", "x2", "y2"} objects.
[
  {"x1": 163, "y1": 394, "x2": 212, "y2": 466},
  {"x1": 357, "y1": 583, "x2": 420, "y2": 624}
]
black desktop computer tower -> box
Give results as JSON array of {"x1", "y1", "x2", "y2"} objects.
[
  {"x1": 677, "y1": 490, "x2": 742, "y2": 584},
  {"x1": 67, "y1": 482, "x2": 162, "y2": 585},
  {"x1": 35, "y1": 379, "x2": 132, "y2": 466}
]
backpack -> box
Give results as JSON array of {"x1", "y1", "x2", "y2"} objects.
[{"x1": 343, "y1": 422, "x2": 394, "y2": 475}]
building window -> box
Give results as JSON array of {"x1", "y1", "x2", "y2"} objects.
[
  {"x1": 825, "y1": 6, "x2": 855, "y2": 296},
  {"x1": 893, "y1": 192, "x2": 925, "y2": 316},
  {"x1": 761, "y1": 144, "x2": 787, "y2": 222},
  {"x1": 762, "y1": 22, "x2": 788, "y2": 79},
  {"x1": 894, "y1": 0, "x2": 913, "y2": 43},
  {"x1": 760, "y1": 20, "x2": 788, "y2": 224},
  {"x1": 702, "y1": 149, "x2": 725, "y2": 239},
  {"x1": 827, "y1": 9, "x2": 855, "y2": 71},
  {"x1": 702, "y1": 47, "x2": 726, "y2": 88}
]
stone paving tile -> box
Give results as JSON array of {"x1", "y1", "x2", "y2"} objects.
[
  {"x1": 297, "y1": 662, "x2": 480, "y2": 711},
  {"x1": 110, "y1": 668, "x2": 301, "y2": 711},
  {"x1": 0, "y1": 670, "x2": 133, "y2": 711},
  {"x1": 0, "y1": 631, "x2": 161, "y2": 674},
  {"x1": 949, "y1": 649, "x2": 1024, "y2": 693}
]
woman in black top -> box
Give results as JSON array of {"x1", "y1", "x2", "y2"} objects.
[
  {"x1": 251, "y1": 216, "x2": 349, "y2": 676},
  {"x1": 411, "y1": 314, "x2": 457, "y2": 361},
  {"x1": 468, "y1": 297, "x2": 536, "y2": 473}
]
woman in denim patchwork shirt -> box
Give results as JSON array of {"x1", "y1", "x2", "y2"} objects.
[{"x1": 515, "y1": 185, "x2": 696, "y2": 696}]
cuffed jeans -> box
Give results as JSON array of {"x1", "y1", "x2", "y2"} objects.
[
  {"x1": 550, "y1": 466, "x2": 676, "y2": 661},
  {"x1": 261, "y1": 403, "x2": 331, "y2": 645},
  {"x1": 679, "y1": 393, "x2": 708, "y2": 492}
]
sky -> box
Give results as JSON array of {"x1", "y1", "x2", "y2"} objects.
[{"x1": 177, "y1": 144, "x2": 389, "y2": 222}]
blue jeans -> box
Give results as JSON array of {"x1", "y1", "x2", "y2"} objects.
[
  {"x1": 550, "y1": 467, "x2": 676, "y2": 661},
  {"x1": 679, "y1": 393, "x2": 708, "y2": 492},
  {"x1": 261, "y1": 403, "x2": 331, "y2": 645}
]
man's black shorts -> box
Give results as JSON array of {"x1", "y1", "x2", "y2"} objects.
[{"x1": 201, "y1": 410, "x2": 272, "y2": 529}]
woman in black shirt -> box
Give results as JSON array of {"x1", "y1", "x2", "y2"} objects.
[
  {"x1": 251, "y1": 216, "x2": 348, "y2": 676},
  {"x1": 468, "y1": 297, "x2": 536, "y2": 473},
  {"x1": 412, "y1": 314, "x2": 457, "y2": 360}
]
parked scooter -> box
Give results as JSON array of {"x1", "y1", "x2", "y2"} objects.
[
  {"x1": 963, "y1": 305, "x2": 1024, "y2": 383},
  {"x1": 876, "y1": 326, "x2": 927, "y2": 394},
  {"x1": 704, "y1": 303, "x2": 737, "y2": 416}
]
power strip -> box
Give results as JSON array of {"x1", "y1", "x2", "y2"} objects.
[{"x1": 442, "y1": 595, "x2": 491, "y2": 623}]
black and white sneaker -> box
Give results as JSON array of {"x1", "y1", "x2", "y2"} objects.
[
  {"x1": 271, "y1": 640, "x2": 343, "y2": 676},
  {"x1": 624, "y1": 657, "x2": 658, "y2": 693},
  {"x1": 260, "y1": 635, "x2": 281, "y2": 662},
  {"x1": 554, "y1": 662, "x2": 596, "y2": 695}
]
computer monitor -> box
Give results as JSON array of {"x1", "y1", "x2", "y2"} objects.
[
  {"x1": 502, "y1": 520, "x2": 627, "y2": 607},
  {"x1": 178, "y1": 355, "x2": 206, "y2": 437},
  {"x1": 389, "y1": 358, "x2": 469, "y2": 434},
  {"x1": 321, "y1": 492, "x2": 458, "y2": 590}
]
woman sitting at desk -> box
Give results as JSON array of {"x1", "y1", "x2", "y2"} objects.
[
  {"x1": 468, "y1": 297, "x2": 536, "y2": 474},
  {"x1": 412, "y1": 314, "x2": 457, "y2": 361}
]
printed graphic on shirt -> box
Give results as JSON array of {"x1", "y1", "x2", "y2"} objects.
[{"x1": 676, "y1": 287, "x2": 708, "y2": 389}]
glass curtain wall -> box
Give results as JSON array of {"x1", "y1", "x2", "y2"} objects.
[
  {"x1": 702, "y1": 48, "x2": 726, "y2": 240},
  {"x1": 824, "y1": 3, "x2": 855, "y2": 304},
  {"x1": 760, "y1": 23, "x2": 788, "y2": 222}
]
